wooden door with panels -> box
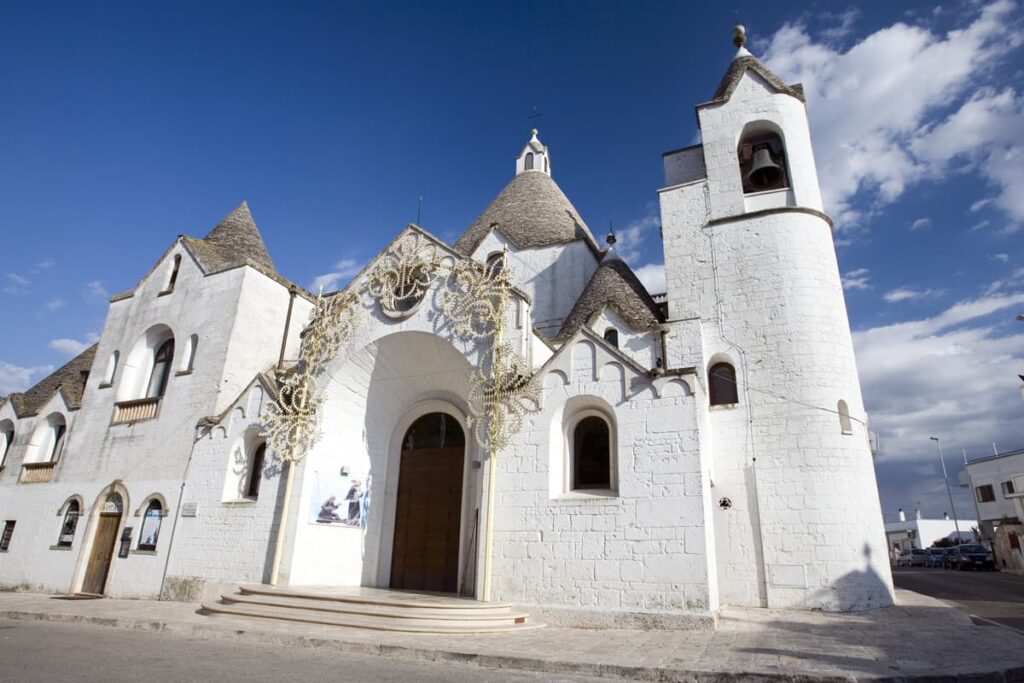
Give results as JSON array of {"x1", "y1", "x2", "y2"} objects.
[
  {"x1": 390, "y1": 413, "x2": 465, "y2": 593},
  {"x1": 82, "y1": 494, "x2": 122, "y2": 595}
]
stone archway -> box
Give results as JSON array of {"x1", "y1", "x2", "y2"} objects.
[{"x1": 390, "y1": 412, "x2": 466, "y2": 593}]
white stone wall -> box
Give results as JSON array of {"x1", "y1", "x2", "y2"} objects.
[
  {"x1": 0, "y1": 239, "x2": 308, "y2": 599},
  {"x1": 488, "y1": 336, "x2": 715, "y2": 620},
  {"x1": 472, "y1": 231, "x2": 598, "y2": 337},
  {"x1": 589, "y1": 308, "x2": 660, "y2": 368},
  {"x1": 963, "y1": 451, "x2": 1024, "y2": 528}
]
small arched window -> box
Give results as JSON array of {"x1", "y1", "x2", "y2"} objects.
[
  {"x1": 246, "y1": 443, "x2": 266, "y2": 499},
  {"x1": 738, "y1": 131, "x2": 789, "y2": 194},
  {"x1": 572, "y1": 416, "x2": 611, "y2": 490},
  {"x1": 709, "y1": 362, "x2": 738, "y2": 406},
  {"x1": 180, "y1": 334, "x2": 198, "y2": 373},
  {"x1": 103, "y1": 350, "x2": 119, "y2": 385},
  {"x1": 0, "y1": 422, "x2": 13, "y2": 467},
  {"x1": 485, "y1": 252, "x2": 505, "y2": 278},
  {"x1": 57, "y1": 500, "x2": 80, "y2": 547},
  {"x1": 603, "y1": 328, "x2": 619, "y2": 348},
  {"x1": 525, "y1": 152, "x2": 534, "y2": 170},
  {"x1": 138, "y1": 500, "x2": 162, "y2": 551},
  {"x1": 163, "y1": 254, "x2": 182, "y2": 293},
  {"x1": 838, "y1": 400, "x2": 852, "y2": 435},
  {"x1": 147, "y1": 339, "x2": 174, "y2": 398},
  {"x1": 50, "y1": 421, "x2": 67, "y2": 462}
]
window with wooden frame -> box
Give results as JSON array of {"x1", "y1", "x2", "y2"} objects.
[
  {"x1": 572, "y1": 415, "x2": 611, "y2": 491},
  {"x1": 976, "y1": 485, "x2": 996, "y2": 503},
  {"x1": 146, "y1": 339, "x2": 174, "y2": 398},
  {"x1": 709, "y1": 362, "x2": 739, "y2": 406},
  {"x1": 137, "y1": 500, "x2": 162, "y2": 551}
]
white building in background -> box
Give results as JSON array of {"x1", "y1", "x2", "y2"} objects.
[
  {"x1": 960, "y1": 449, "x2": 1024, "y2": 537},
  {"x1": 884, "y1": 510, "x2": 977, "y2": 554},
  {"x1": 0, "y1": 27, "x2": 894, "y2": 625}
]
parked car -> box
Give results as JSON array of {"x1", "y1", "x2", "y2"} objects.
[
  {"x1": 943, "y1": 548, "x2": 960, "y2": 569},
  {"x1": 951, "y1": 544, "x2": 996, "y2": 571},
  {"x1": 897, "y1": 548, "x2": 928, "y2": 567},
  {"x1": 925, "y1": 547, "x2": 946, "y2": 568}
]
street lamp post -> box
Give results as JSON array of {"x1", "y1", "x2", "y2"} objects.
[{"x1": 930, "y1": 436, "x2": 963, "y2": 543}]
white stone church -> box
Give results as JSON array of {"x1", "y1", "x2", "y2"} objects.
[{"x1": 0, "y1": 32, "x2": 895, "y2": 627}]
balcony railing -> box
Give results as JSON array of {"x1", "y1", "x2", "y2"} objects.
[
  {"x1": 112, "y1": 397, "x2": 161, "y2": 425},
  {"x1": 20, "y1": 462, "x2": 55, "y2": 484}
]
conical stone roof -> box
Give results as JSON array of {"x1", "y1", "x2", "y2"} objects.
[
  {"x1": 6, "y1": 345, "x2": 97, "y2": 417},
  {"x1": 556, "y1": 251, "x2": 663, "y2": 341},
  {"x1": 190, "y1": 201, "x2": 276, "y2": 274},
  {"x1": 454, "y1": 171, "x2": 599, "y2": 256}
]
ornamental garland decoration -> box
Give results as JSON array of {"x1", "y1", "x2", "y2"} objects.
[{"x1": 261, "y1": 231, "x2": 540, "y2": 463}]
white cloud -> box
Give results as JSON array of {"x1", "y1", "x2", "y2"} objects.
[
  {"x1": 970, "y1": 219, "x2": 992, "y2": 231},
  {"x1": 910, "y1": 218, "x2": 931, "y2": 231},
  {"x1": 762, "y1": 0, "x2": 1024, "y2": 228},
  {"x1": 841, "y1": 267, "x2": 872, "y2": 290},
  {"x1": 614, "y1": 214, "x2": 660, "y2": 264},
  {"x1": 970, "y1": 197, "x2": 994, "y2": 212},
  {"x1": 855, "y1": 290, "x2": 1024, "y2": 470},
  {"x1": 48, "y1": 333, "x2": 100, "y2": 357},
  {"x1": 46, "y1": 298, "x2": 65, "y2": 311},
  {"x1": 0, "y1": 362, "x2": 54, "y2": 395},
  {"x1": 86, "y1": 280, "x2": 108, "y2": 300},
  {"x1": 310, "y1": 257, "x2": 363, "y2": 293},
  {"x1": 4, "y1": 273, "x2": 30, "y2": 294},
  {"x1": 992, "y1": 253, "x2": 1009, "y2": 262},
  {"x1": 883, "y1": 287, "x2": 941, "y2": 303},
  {"x1": 633, "y1": 263, "x2": 666, "y2": 294}
]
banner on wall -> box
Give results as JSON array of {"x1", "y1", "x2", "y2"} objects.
[{"x1": 309, "y1": 468, "x2": 370, "y2": 529}]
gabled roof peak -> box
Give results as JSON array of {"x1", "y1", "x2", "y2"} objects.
[{"x1": 704, "y1": 25, "x2": 805, "y2": 106}]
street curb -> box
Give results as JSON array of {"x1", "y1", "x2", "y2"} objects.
[{"x1": 2, "y1": 608, "x2": 1024, "y2": 682}]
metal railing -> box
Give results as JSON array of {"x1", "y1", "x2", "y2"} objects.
[{"x1": 112, "y1": 397, "x2": 161, "y2": 425}]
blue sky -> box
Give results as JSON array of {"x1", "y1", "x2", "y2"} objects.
[{"x1": 1, "y1": 1, "x2": 1022, "y2": 521}]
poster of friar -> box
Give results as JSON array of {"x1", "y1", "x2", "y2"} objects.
[{"x1": 309, "y1": 468, "x2": 369, "y2": 529}]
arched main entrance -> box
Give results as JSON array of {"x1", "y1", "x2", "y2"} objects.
[
  {"x1": 82, "y1": 493, "x2": 123, "y2": 595},
  {"x1": 390, "y1": 412, "x2": 465, "y2": 593}
]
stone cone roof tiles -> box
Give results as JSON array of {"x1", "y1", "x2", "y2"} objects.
[
  {"x1": 189, "y1": 201, "x2": 276, "y2": 274},
  {"x1": 556, "y1": 252, "x2": 663, "y2": 341},
  {"x1": 710, "y1": 55, "x2": 805, "y2": 105},
  {"x1": 454, "y1": 171, "x2": 599, "y2": 255},
  {"x1": 6, "y1": 344, "x2": 97, "y2": 418}
]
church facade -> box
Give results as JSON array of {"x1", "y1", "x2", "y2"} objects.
[{"x1": 0, "y1": 34, "x2": 894, "y2": 626}]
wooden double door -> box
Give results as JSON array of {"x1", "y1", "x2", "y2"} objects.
[
  {"x1": 82, "y1": 512, "x2": 120, "y2": 595},
  {"x1": 390, "y1": 414, "x2": 466, "y2": 593}
]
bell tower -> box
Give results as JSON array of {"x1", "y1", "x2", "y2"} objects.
[{"x1": 658, "y1": 26, "x2": 894, "y2": 611}]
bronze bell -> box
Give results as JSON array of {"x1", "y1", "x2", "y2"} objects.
[{"x1": 747, "y1": 147, "x2": 783, "y2": 189}]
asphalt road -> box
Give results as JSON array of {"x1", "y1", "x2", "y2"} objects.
[
  {"x1": 0, "y1": 618, "x2": 610, "y2": 683},
  {"x1": 892, "y1": 566, "x2": 1024, "y2": 634}
]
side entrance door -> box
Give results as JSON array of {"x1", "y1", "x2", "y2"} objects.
[{"x1": 82, "y1": 512, "x2": 120, "y2": 595}]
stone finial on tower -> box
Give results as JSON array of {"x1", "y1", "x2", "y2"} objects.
[
  {"x1": 732, "y1": 24, "x2": 752, "y2": 59},
  {"x1": 515, "y1": 129, "x2": 552, "y2": 177}
]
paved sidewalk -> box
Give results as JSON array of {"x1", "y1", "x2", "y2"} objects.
[{"x1": 0, "y1": 589, "x2": 1022, "y2": 681}]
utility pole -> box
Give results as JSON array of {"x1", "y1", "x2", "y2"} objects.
[{"x1": 930, "y1": 436, "x2": 962, "y2": 543}]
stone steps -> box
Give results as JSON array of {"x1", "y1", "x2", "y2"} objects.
[{"x1": 201, "y1": 584, "x2": 543, "y2": 634}]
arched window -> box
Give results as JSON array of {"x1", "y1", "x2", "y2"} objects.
[
  {"x1": 146, "y1": 339, "x2": 174, "y2": 398},
  {"x1": 485, "y1": 252, "x2": 505, "y2": 278},
  {"x1": 245, "y1": 442, "x2": 266, "y2": 499},
  {"x1": 603, "y1": 328, "x2": 619, "y2": 348},
  {"x1": 572, "y1": 416, "x2": 611, "y2": 490},
  {"x1": 525, "y1": 152, "x2": 534, "y2": 170},
  {"x1": 709, "y1": 362, "x2": 738, "y2": 406},
  {"x1": 738, "y1": 130, "x2": 789, "y2": 194},
  {"x1": 838, "y1": 400, "x2": 852, "y2": 434},
  {"x1": 50, "y1": 421, "x2": 67, "y2": 462},
  {"x1": 138, "y1": 500, "x2": 162, "y2": 551},
  {"x1": 57, "y1": 500, "x2": 80, "y2": 547},
  {"x1": 0, "y1": 421, "x2": 13, "y2": 468},
  {"x1": 103, "y1": 350, "x2": 119, "y2": 385},
  {"x1": 180, "y1": 334, "x2": 198, "y2": 373},
  {"x1": 163, "y1": 254, "x2": 182, "y2": 293}
]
